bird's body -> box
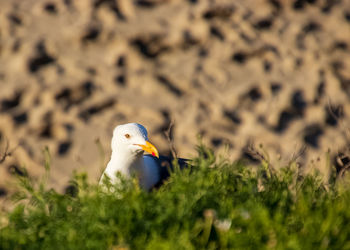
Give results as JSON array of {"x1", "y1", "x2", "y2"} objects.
[
  {"x1": 102, "y1": 151, "x2": 161, "y2": 190},
  {"x1": 100, "y1": 123, "x2": 187, "y2": 190}
]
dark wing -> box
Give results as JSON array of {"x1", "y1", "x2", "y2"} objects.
[{"x1": 143, "y1": 155, "x2": 189, "y2": 188}]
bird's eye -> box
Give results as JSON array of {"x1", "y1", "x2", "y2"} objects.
[{"x1": 125, "y1": 134, "x2": 131, "y2": 139}]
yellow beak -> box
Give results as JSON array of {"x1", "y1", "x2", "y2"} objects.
[{"x1": 136, "y1": 141, "x2": 159, "y2": 158}]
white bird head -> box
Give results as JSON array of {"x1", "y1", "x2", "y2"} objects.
[{"x1": 111, "y1": 123, "x2": 159, "y2": 158}]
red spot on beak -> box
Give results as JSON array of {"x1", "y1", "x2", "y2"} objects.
[{"x1": 152, "y1": 152, "x2": 155, "y2": 156}]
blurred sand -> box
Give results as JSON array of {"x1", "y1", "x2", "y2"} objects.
[{"x1": 0, "y1": 0, "x2": 350, "y2": 196}]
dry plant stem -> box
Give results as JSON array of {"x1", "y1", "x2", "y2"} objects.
[
  {"x1": 0, "y1": 138, "x2": 19, "y2": 164},
  {"x1": 327, "y1": 99, "x2": 350, "y2": 178},
  {"x1": 164, "y1": 119, "x2": 177, "y2": 159},
  {"x1": 289, "y1": 145, "x2": 307, "y2": 165},
  {"x1": 245, "y1": 143, "x2": 267, "y2": 163},
  {"x1": 337, "y1": 154, "x2": 350, "y2": 179},
  {"x1": 327, "y1": 98, "x2": 350, "y2": 143},
  {"x1": 245, "y1": 143, "x2": 274, "y2": 175}
]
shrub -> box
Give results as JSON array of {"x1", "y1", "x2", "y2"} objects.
[{"x1": 1, "y1": 146, "x2": 350, "y2": 249}]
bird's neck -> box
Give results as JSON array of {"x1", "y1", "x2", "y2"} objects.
[{"x1": 106, "y1": 150, "x2": 145, "y2": 179}]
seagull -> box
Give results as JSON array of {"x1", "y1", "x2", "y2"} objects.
[{"x1": 100, "y1": 123, "x2": 187, "y2": 190}]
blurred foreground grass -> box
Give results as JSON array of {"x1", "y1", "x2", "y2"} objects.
[{"x1": 1, "y1": 146, "x2": 350, "y2": 250}]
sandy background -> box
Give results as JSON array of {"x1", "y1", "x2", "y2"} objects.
[{"x1": 0, "y1": 0, "x2": 350, "y2": 197}]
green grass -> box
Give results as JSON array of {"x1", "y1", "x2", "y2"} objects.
[{"x1": 1, "y1": 146, "x2": 350, "y2": 249}]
